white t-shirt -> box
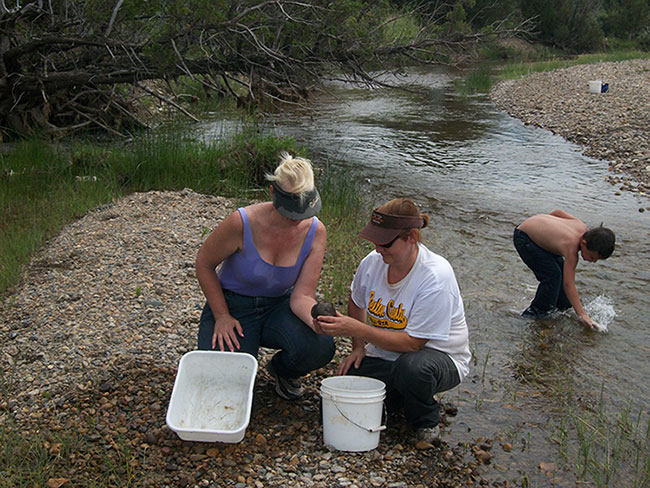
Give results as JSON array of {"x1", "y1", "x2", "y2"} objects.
[{"x1": 350, "y1": 243, "x2": 471, "y2": 380}]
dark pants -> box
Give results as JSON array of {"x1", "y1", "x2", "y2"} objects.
[
  {"x1": 513, "y1": 228, "x2": 572, "y2": 316},
  {"x1": 347, "y1": 349, "x2": 460, "y2": 429},
  {"x1": 198, "y1": 290, "x2": 335, "y2": 379}
]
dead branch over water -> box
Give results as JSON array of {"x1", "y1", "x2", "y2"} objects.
[{"x1": 0, "y1": 0, "x2": 532, "y2": 138}]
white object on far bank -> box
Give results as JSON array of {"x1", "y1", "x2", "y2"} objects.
[{"x1": 589, "y1": 80, "x2": 602, "y2": 93}]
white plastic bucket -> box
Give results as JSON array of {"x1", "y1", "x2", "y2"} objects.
[
  {"x1": 320, "y1": 376, "x2": 386, "y2": 451},
  {"x1": 589, "y1": 80, "x2": 602, "y2": 94}
]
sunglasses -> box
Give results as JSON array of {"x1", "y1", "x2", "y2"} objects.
[{"x1": 377, "y1": 234, "x2": 402, "y2": 248}]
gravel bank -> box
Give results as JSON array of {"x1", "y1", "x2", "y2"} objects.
[
  {"x1": 490, "y1": 58, "x2": 650, "y2": 198},
  {"x1": 1, "y1": 190, "x2": 504, "y2": 488}
]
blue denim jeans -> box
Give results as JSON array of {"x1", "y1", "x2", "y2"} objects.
[
  {"x1": 198, "y1": 290, "x2": 335, "y2": 379},
  {"x1": 513, "y1": 228, "x2": 572, "y2": 315},
  {"x1": 347, "y1": 348, "x2": 460, "y2": 429}
]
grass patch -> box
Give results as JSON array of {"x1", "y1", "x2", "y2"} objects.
[
  {"x1": 553, "y1": 392, "x2": 650, "y2": 487},
  {"x1": 0, "y1": 420, "x2": 139, "y2": 488},
  {"x1": 454, "y1": 65, "x2": 494, "y2": 94},
  {"x1": 0, "y1": 141, "x2": 118, "y2": 291},
  {"x1": 0, "y1": 360, "x2": 148, "y2": 488},
  {"x1": 497, "y1": 49, "x2": 650, "y2": 82}
]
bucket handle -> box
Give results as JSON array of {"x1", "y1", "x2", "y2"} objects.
[{"x1": 330, "y1": 396, "x2": 387, "y2": 433}]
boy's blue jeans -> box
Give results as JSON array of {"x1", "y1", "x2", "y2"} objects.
[
  {"x1": 347, "y1": 349, "x2": 460, "y2": 429},
  {"x1": 198, "y1": 290, "x2": 335, "y2": 379},
  {"x1": 513, "y1": 228, "x2": 572, "y2": 315}
]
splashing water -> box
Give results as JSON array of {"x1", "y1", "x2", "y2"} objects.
[{"x1": 585, "y1": 295, "x2": 616, "y2": 332}]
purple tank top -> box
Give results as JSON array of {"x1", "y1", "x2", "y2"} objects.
[{"x1": 218, "y1": 208, "x2": 319, "y2": 297}]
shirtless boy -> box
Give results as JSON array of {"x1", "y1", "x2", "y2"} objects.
[{"x1": 513, "y1": 210, "x2": 615, "y2": 330}]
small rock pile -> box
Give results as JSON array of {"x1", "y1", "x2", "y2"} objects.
[
  {"x1": 491, "y1": 58, "x2": 650, "y2": 198},
  {"x1": 1, "y1": 190, "x2": 507, "y2": 488}
]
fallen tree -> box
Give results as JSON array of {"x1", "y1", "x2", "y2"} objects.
[{"x1": 0, "y1": 0, "x2": 532, "y2": 139}]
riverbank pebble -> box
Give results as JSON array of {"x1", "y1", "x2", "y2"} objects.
[
  {"x1": 1, "y1": 190, "x2": 499, "y2": 487},
  {"x1": 490, "y1": 58, "x2": 650, "y2": 198}
]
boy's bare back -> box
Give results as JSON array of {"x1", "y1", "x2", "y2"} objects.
[{"x1": 517, "y1": 211, "x2": 588, "y2": 259}]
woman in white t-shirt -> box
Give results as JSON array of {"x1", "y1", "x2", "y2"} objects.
[{"x1": 314, "y1": 198, "x2": 470, "y2": 444}]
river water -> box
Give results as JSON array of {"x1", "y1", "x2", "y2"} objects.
[{"x1": 200, "y1": 67, "x2": 649, "y2": 486}]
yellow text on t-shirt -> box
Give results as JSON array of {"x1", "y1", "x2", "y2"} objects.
[{"x1": 368, "y1": 291, "x2": 407, "y2": 329}]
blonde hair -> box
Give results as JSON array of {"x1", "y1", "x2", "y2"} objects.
[
  {"x1": 265, "y1": 152, "x2": 315, "y2": 197},
  {"x1": 377, "y1": 198, "x2": 429, "y2": 242}
]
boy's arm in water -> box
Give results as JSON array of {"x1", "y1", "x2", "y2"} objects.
[{"x1": 561, "y1": 250, "x2": 597, "y2": 329}]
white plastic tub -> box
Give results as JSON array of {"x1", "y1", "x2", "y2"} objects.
[{"x1": 166, "y1": 351, "x2": 257, "y2": 443}]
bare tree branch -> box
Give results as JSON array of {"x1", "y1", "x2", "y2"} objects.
[
  {"x1": 0, "y1": 0, "x2": 534, "y2": 138},
  {"x1": 105, "y1": 0, "x2": 124, "y2": 37}
]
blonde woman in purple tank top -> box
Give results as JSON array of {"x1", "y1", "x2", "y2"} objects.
[{"x1": 195, "y1": 152, "x2": 334, "y2": 401}]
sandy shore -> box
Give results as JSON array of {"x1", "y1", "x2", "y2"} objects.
[{"x1": 490, "y1": 58, "x2": 650, "y2": 199}]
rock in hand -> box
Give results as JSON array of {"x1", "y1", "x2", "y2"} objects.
[{"x1": 311, "y1": 302, "x2": 337, "y2": 318}]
